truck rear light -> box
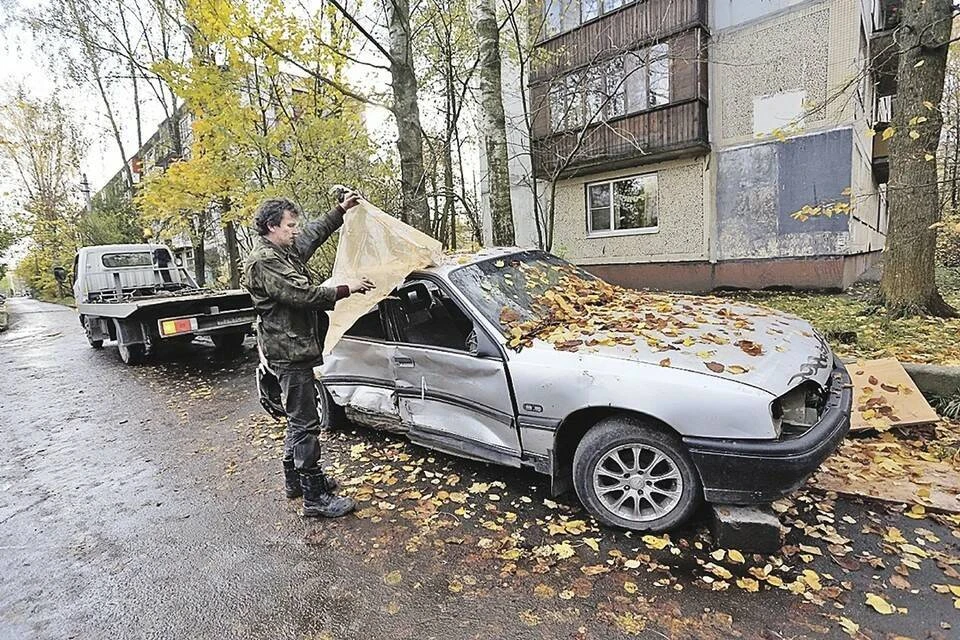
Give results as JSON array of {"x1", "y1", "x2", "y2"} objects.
[{"x1": 160, "y1": 317, "x2": 198, "y2": 336}]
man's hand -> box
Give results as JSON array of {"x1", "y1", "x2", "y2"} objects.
[
  {"x1": 344, "y1": 277, "x2": 375, "y2": 294},
  {"x1": 341, "y1": 191, "x2": 361, "y2": 211}
]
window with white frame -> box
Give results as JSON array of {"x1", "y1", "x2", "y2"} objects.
[{"x1": 586, "y1": 173, "x2": 659, "y2": 234}]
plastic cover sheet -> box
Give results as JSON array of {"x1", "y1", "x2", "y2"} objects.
[{"x1": 323, "y1": 201, "x2": 443, "y2": 353}]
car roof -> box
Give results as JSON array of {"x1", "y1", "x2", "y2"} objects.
[{"x1": 422, "y1": 246, "x2": 534, "y2": 278}]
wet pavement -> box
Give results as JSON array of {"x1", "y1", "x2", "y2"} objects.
[{"x1": 1, "y1": 297, "x2": 958, "y2": 640}]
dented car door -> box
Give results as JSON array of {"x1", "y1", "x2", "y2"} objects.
[
  {"x1": 321, "y1": 303, "x2": 403, "y2": 429},
  {"x1": 391, "y1": 278, "x2": 521, "y2": 467}
]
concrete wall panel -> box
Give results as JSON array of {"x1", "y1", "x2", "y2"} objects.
[
  {"x1": 777, "y1": 128, "x2": 851, "y2": 234},
  {"x1": 716, "y1": 128, "x2": 854, "y2": 260},
  {"x1": 712, "y1": 0, "x2": 812, "y2": 30},
  {"x1": 551, "y1": 159, "x2": 706, "y2": 264}
]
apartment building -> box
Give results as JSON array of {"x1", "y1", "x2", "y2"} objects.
[{"x1": 484, "y1": 0, "x2": 896, "y2": 291}]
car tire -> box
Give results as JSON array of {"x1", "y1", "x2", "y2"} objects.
[
  {"x1": 316, "y1": 381, "x2": 346, "y2": 431},
  {"x1": 118, "y1": 342, "x2": 146, "y2": 365},
  {"x1": 573, "y1": 415, "x2": 702, "y2": 532}
]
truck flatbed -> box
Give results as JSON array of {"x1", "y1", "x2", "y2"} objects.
[{"x1": 77, "y1": 289, "x2": 251, "y2": 319}]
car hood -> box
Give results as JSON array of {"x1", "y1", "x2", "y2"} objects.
[{"x1": 527, "y1": 298, "x2": 833, "y2": 398}]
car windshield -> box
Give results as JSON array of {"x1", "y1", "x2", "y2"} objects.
[
  {"x1": 449, "y1": 250, "x2": 600, "y2": 337},
  {"x1": 449, "y1": 250, "x2": 771, "y2": 354}
]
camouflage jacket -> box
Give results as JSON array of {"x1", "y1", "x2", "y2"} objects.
[{"x1": 241, "y1": 207, "x2": 344, "y2": 369}]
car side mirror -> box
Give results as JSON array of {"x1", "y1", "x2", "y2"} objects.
[
  {"x1": 52, "y1": 266, "x2": 68, "y2": 283},
  {"x1": 472, "y1": 328, "x2": 501, "y2": 359}
]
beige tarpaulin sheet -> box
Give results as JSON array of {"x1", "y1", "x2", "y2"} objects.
[
  {"x1": 323, "y1": 201, "x2": 443, "y2": 354},
  {"x1": 849, "y1": 358, "x2": 940, "y2": 431}
]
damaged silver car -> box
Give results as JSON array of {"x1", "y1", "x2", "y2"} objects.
[{"x1": 313, "y1": 248, "x2": 852, "y2": 532}]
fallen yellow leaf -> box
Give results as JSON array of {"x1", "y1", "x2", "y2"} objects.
[
  {"x1": 865, "y1": 592, "x2": 895, "y2": 614},
  {"x1": 737, "y1": 577, "x2": 760, "y2": 592},
  {"x1": 642, "y1": 534, "x2": 670, "y2": 550},
  {"x1": 384, "y1": 570, "x2": 402, "y2": 586},
  {"x1": 801, "y1": 569, "x2": 822, "y2": 591},
  {"x1": 838, "y1": 616, "x2": 860, "y2": 636}
]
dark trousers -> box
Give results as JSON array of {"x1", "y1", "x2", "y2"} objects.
[{"x1": 276, "y1": 366, "x2": 322, "y2": 471}]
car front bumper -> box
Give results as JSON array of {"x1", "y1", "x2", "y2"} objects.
[{"x1": 682, "y1": 359, "x2": 852, "y2": 504}]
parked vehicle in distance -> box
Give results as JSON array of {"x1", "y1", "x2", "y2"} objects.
[
  {"x1": 63, "y1": 244, "x2": 254, "y2": 364},
  {"x1": 306, "y1": 248, "x2": 852, "y2": 532}
]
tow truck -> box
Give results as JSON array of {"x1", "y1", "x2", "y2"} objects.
[{"x1": 59, "y1": 244, "x2": 254, "y2": 364}]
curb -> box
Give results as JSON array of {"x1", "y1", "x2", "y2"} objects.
[{"x1": 902, "y1": 363, "x2": 960, "y2": 397}]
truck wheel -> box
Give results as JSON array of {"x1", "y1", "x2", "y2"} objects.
[
  {"x1": 573, "y1": 416, "x2": 702, "y2": 532},
  {"x1": 212, "y1": 332, "x2": 246, "y2": 352},
  {"x1": 118, "y1": 342, "x2": 146, "y2": 365},
  {"x1": 316, "y1": 381, "x2": 346, "y2": 431},
  {"x1": 82, "y1": 316, "x2": 103, "y2": 349}
]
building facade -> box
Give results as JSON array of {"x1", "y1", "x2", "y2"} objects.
[{"x1": 482, "y1": 0, "x2": 896, "y2": 291}]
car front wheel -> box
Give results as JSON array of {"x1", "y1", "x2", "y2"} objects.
[{"x1": 573, "y1": 416, "x2": 702, "y2": 532}]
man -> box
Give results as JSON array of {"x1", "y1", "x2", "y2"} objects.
[{"x1": 242, "y1": 195, "x2": 373, "y2": 518}]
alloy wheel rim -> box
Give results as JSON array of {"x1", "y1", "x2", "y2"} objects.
[{"x1": 592, "y1": 443, "x2": 683, "y2": 522}]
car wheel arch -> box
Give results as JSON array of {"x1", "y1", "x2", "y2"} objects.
[{"x1": 549, "y1": 406, "x2": 680, "y2": 496}]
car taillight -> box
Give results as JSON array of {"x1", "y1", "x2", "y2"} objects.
[{"x1": 160, "y1": 317, "x2": 198, "y2": 336}]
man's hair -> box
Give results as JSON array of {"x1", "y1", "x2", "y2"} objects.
[{"x1": 254, "y1": 198, "x2": 300, "y2": 236}]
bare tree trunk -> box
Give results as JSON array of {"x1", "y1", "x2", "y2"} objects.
[
  {"x1": 476, "y1": 0, "x2": 514, "y2": 246},
  {"x1": 388, "y1": 0, "x2": 431, "y2": 233},
  {"x1": 224, "y1": 220, "x2": 241, "y2": 288},
  {"x1": 191, "y1": 215, "x2": 207, "y2": 288},
  {"x1": 880, "y1": 0, "x2": 957, "y2": 317},
  {"x1": 442, "y1": 15, "x2": 457, "y2": 251},
  {"x1": 117, "y1": 1, "x2": 143, "y2": 149},
  {"x1": 65, "y1": 0, "x2": 134, "y2": 191}
]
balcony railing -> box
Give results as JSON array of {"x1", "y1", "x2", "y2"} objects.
[{"x1": 532, "y1": 99, "x2": 708, "y2": 178}]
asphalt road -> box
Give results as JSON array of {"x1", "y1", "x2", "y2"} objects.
[{"x1": 1, "y1": 297, "x2": 957, "y2": 640}]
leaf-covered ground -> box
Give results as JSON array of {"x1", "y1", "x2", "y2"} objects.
[
  {"x1": 722, "y1": 268, "x2": 960, "y2": 366},
  {"x1": 223, "y1": 410, "x2": 960, "y2": 640}
]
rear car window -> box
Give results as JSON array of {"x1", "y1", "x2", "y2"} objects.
[{"x1": 101, "y1": 252, "x2": 154, "y2": 268}]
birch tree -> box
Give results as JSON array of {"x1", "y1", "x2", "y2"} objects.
[{"x1": 476, "y1": 0, "x2": 514, "y2": 246}]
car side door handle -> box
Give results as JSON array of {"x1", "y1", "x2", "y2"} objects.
[{"x1": 394, "y1": 355, "x2": 415, "y2": 368}]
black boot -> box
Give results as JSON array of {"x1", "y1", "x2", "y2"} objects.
[
  {"x1": 283, "y1": 458, "x2": 302, "y2": 499},
  {"x1": 300, "y1": 469, "x2": 355, "y2": 518}
]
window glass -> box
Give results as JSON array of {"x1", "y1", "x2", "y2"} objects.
[
  {"x1": 396, "y1": 280, "x2": 474, "y2": 351},
  {"x1": 544, "y1": 0, "x2": 562, "y2": 37},
  {"x1": 345, "y1": 306, "x2": 387, "y2": 340},
  {"x1": 585, "y1": 174, "x2": 658, "y2": 233},
  {"x1": 605, "y1": 56, "x2": 626, "y2": 119},
  {"x1": 560, "y1": 0, "x2": 580, "y2": 32},
  {"x1": 101, "y1": 252, "x2": 154, "y2": 268},
  {"x1": 624, "y1": 50, "x2": 647, "y2": 113},
  {"x1": 649, "y1": 44, "x2": 670, "y2": 107},
  {"x1": 582, "y1": 0, "x2": 600, "y2": 21}
]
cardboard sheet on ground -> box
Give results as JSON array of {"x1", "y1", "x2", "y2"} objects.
[
  {"x1": 849, "y1": 357, "x2": 939, "y2": 431},
  {"x1": 323, "y1": 202, "x2": 443, "y2": 354},
  {"x1": 814, "y1": 456, "x2": 960, "y2": 514}
]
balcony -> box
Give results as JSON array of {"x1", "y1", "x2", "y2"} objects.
[
  {"x1": 532, "y1": 0, "x2": 707, "y2": 84},
  {"x1": 872, "y1": 123, "x2": 890, "y2": 184},
  {"x1": 871, "y1": 28, "x2": 898, "y2": 97},
  {"x1": 532, "y1": 99, "x2": 708, "y2": 178}
]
